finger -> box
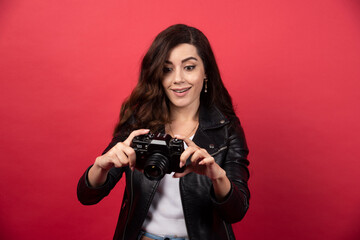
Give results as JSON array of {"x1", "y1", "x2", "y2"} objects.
[
  {"x1": 123, "y1": 129, "x2": 150, "y2": 146},
  {"x1": 190, "y1": 148, "x2": 209, "y2": 164},
  {"x1": 104, "y1": 152, "x2": 122, "y2": 168},
  {"x1": 199, "y1": 156, "x2": 215, "y2": 165},
  {"x1": 95, "y1": 155, "x2": 115, "y2": 171},
  {"x1": 114, "y1": 147, "x2": 129, "y2": 168},
  {"x1": 112, "y1": 139, "x2": 139, "y2": 170},
  {"x1": 111, "y1": 157, "x2": 123, "y2": 168},
  {"x1": 122, "y1": 146, "x2": 136, "y2": 171},
  {"x1": 103, "y1": 147, "x2": 123, "y2": 168},
  {"x1": 174, "y1": 135, "x2": 198, "y2": 148},
  {"x1": 179, "y1": 146, "x2": 199, "y2": 168},
  {"x1": 111, "y1": 142, "x2": 130, "y2": 167},
  {"x1": 173, "y1": 166, "x2": 193, "y2": 178}
]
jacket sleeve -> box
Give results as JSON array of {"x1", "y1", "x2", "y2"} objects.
[
  {"x1": 77, "y1": 135, "x2": 127, "y2": 205},
  {"x1": 210, "y1": 121, "x2": 250, "y2": 223}
]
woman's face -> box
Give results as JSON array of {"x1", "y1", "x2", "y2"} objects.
[{"x1": 162, "y1": 43, "x2": 206, "y2": 112}]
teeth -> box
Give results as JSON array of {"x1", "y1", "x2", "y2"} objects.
[{"x1": 174, "y1": 88, "x2": 189, "y2": 93}]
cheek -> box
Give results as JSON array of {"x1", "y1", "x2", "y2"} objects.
[
  {"x1": 162, "y1": 80, "x2": 172, "y2": 99},
  {"x1": 193, "y1": 77, "x2": 204, "y2": 90},
  {"x1": 161, "y1": 78, "x2": 170, "y2": 90}
]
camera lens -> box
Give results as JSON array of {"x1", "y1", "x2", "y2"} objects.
[{"x1": 144, "y1": 153, "x2": 169, "y2": 180}]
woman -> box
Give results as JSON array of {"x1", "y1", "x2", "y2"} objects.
[{"x1": 77, "y1": 24, "x2": 250, "y2": 240}]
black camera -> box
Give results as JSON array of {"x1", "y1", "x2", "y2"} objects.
[{"x1": 131, "y1": 133, "x2": 185, "y2": 180}]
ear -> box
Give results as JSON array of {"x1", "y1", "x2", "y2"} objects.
[{"x1": 203, "y1": 71, "x2": 207, "y2": 79}]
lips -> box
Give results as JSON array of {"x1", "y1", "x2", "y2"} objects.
[
  {"x1": 172, "y1": 87, "x2": 191, "y2": 93},
  {"x1": 171, "y1": 87, "x2": 191, "y2": 97}
]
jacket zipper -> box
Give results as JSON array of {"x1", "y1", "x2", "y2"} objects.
[
  {"x1": 210, "y1": 146, "x2": 228, "y2": 157},
  {"x1": 216, "y1": 146, "x2": 230, "y2": 240},
  {"x1": 178, "y1": 146, "x2": 229, "y2": 240},
  {"x1": 179, "y1": 178, "x2": 191, "y2": 240},
  {"x1": 122, "y1": 170, "x2": 134, "y2": 240},
  {"x1": 222, "y1": 221, "x2": 230, "y2": 240}
]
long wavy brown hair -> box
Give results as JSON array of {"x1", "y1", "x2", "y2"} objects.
[{"x1": 113, "y1": 24, "x2": 236, "y2": 136}]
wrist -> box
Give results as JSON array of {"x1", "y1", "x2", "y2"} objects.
[
  {"x1": 88, "y1": 158, "x2": 109, "y2": 188},
  {"x1": 211, "y1": 169, "x2": 231, "y2": 202},
  {"x1": 211, "y1": 168, "x2": 227, "y2": 182},
  {"x1": 94, "y1": 156, "x2": 111, "y2": 172}
]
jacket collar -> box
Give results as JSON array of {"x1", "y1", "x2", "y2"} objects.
[
  {"x1": 198, "y1": 104, "x2": 229, "y2": 130},
  {"x1": 157, "y1": 105, "x2": 229, "y2": 134}
]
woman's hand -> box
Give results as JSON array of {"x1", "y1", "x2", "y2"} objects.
[
  {"x1": 95, "y1": 129, "x2": 150, "y2": 171},
  {"x1": 173, "y1": 136, "x2": 225, "y2": 180},
  {"x1": 173, "y1": 136, "x2": 231, "y2": 201},
  {"x1": 88, "y1": 129, "x2": 150, "y2": 187}
]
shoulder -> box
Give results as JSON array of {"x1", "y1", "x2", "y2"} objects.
[
  {"x1": 199, "y1": 105, "x2": 228, "y2": 129},
  {"x1": 198, "y1": 104, "x2": 248, "y2": 150},
  {"x1": 199, "y1": 104, "x2": 242, "y2": 131}
]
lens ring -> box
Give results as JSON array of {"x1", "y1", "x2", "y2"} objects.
[{"x1": 143, "y1": 153, "x2": 169, "y2": 180}]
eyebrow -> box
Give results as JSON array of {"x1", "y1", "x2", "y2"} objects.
[{"x1": 165, "y1": 57, "x2": 199, "y2": 64}]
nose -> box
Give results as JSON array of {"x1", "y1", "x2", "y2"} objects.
[{"x1": 173, "y1": 68, "x2": 184, "y2": 84}]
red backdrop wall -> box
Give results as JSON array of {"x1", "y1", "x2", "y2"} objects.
[{"x1": 1, "y1": 0, "x2": 359, "y2": 239}]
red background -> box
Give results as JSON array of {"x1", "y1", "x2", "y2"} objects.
[{"x1": 1, "y1": 0, "x2": 360, "y2": 239}]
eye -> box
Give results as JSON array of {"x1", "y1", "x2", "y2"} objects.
[
  {"x1": 163, "y1": 67, "x2": 172, "y2": 73},
  {"x1": 184, "y1": 65, "x2": 196, "y2": 71}
]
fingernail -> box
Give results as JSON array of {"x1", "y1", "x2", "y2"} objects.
[{"x1": 179, "y1": 162, "x2": 184, "y2": 168}]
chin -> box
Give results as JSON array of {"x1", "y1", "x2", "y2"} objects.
[{"x1": 170, "y1": 99, "x2": 199, "y2": 110}]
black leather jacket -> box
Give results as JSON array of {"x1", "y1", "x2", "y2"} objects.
[{"x1": 77, "y1": 105, "x2": 250, "y2": 240}]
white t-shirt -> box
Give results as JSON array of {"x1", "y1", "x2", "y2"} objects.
[{"x1": 141, "y1": 140, "x2": 191, "y2": 237}]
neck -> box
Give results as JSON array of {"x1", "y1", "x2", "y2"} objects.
[
  {"x1": 169, "y1": 103, "x2": 200, "y2": 122},
  {"x1": 166, "y1": 102, "x2": 200, "y2": 138}
]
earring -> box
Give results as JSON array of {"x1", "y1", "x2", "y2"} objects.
[{"x1": 204, "y1": 78, "x2": 208, "y2": 93}]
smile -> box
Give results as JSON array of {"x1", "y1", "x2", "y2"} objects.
[{"x1": 172, "y1": 87, "x2": 191, "y2": 93}]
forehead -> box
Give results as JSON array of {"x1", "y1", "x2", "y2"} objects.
[{"x1": 167, "y1": 43, "x2": 200, "y2": 62}]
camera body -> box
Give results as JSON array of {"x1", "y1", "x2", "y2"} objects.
[{"x1": 131, "y1": 133, "x2": 185, "y2": 180}]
